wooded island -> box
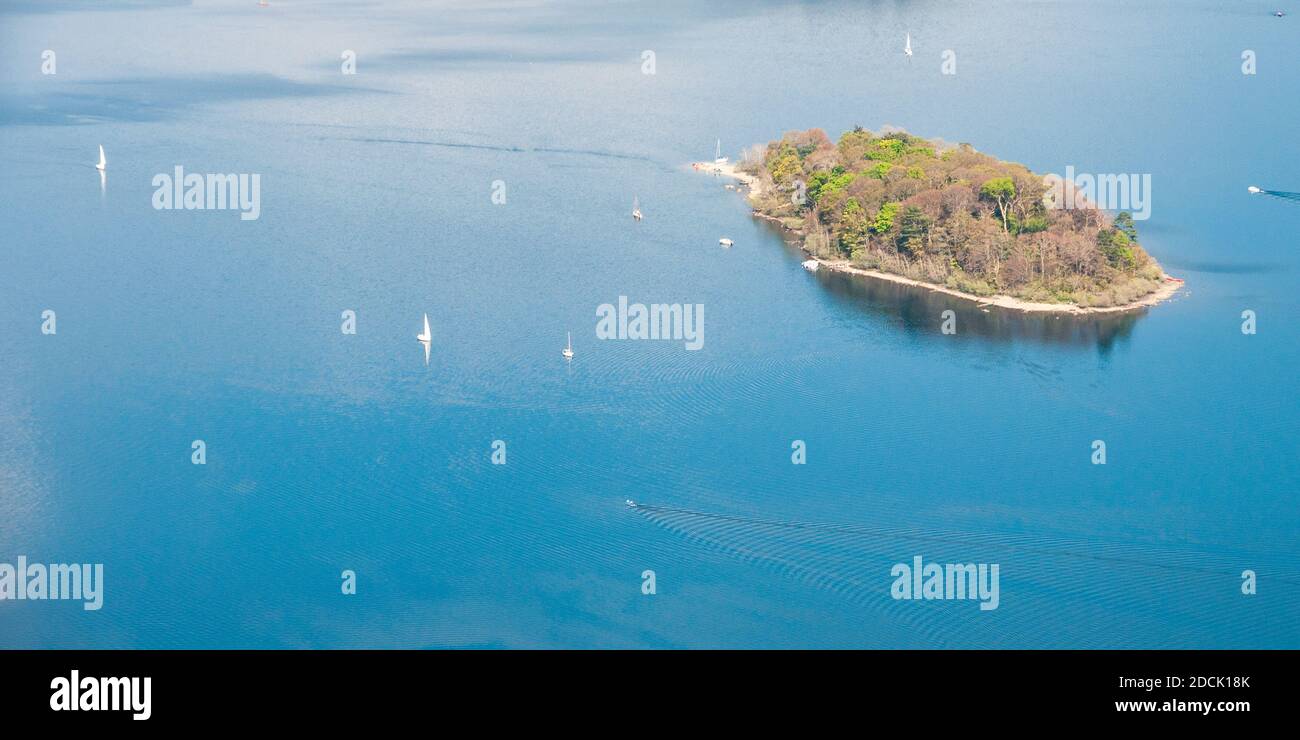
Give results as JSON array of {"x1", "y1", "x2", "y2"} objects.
[{"x1": 737, "y1": 127, "x2": 1178, "y2": 309}]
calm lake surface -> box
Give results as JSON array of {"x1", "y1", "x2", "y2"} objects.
[{"x1": 1, "y1": 0, "x2": 1296, "y2": 647}]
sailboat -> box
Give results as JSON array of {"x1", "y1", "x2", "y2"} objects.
[
  {"x1": 562, "y1": 332, "x2": 574, "y2": 359},
  {"x1": 416, "y1": 313, "x2": 431, "y2": 365},
  {"x1": 904, "y1": 33, "x2": 913, "y2": 57},
  {"x1": 632, "y1": 196, "x2": 642, "y2": 220},
  {"x1": 713, "y1": 138, "x2": 728, "y2": 165},
  {"x1": 95, "y1": 145, "x2": 106, "y2": 171}
]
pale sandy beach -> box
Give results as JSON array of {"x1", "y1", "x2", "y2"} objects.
[
  {"x1": 813, "y1": 259, "x2": 1184, "y2": 315},
  {"x1": 690, "y1": 160, "x2": 764, "y2": 199},
  {"x1": 693, "y1": 162, "x2": 1183, "y2": 315}
]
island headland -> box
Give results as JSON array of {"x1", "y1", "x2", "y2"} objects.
[{"x1": 694, "y1": 127, "x2": 1183, "y2": 314}]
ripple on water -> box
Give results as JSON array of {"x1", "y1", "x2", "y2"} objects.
[{"x1": 629, "y1": 504, "x2": 1300, "y2": 647}]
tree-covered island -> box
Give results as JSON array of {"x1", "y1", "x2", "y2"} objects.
[{"x1": 735, "y1": 127, "x2": 1180, "y2": 310}]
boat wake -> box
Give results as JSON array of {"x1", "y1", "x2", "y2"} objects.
[
  {"x1": 1252, "y1": 187, "x2": 1300, "y2": 201},
  {"x1": 627, "y1": 503, "x2": 1300, "y2": 647},
  {"x1": 339, "y1": 137, "x2": 659, "y2": 164}
]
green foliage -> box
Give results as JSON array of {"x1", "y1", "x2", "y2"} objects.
[
  {"x1": 979, "y1": 177, "x2": 1016, "y2": 232},
  {"x1": 837, "y1": 128, "x2": 875, "y2": 162},
  {"x1": 897, "y1": 206, "x2": 931, "y2": 255},
  {"x1": 808, "y1": 169, "x2": 857, "y2": 204},
  {"x1": 868, "y1": 138, "x2": 906, "y2": 162},
  {"x1": 1097, "y1": 228, "x2": 1136, "y2": 270},
  {"x1": 838, "y1": 198, "x2": 869, "y2": 256},
  {"x1": 768, "y1": 144, "x2": 803, "y2": 184},
  {"x1": 979, "y1": 177, "x2": 1015, "y2": 202},
  {"x1": 1114, "y1": 211, "x2": 1139, "y2": 243},
  {"x1": 866, "y1": 161, "x2": 892, "y2": 179},
  {"x1": 872, "y1": 201, "x2": 900, "y2": 234},
  {"x1": 807, "y1": 170, "x2": 831, "y2": 196},
  {"x1": 754, "y1": 127, "x2": 1169, "y2": 305},
  {"x1": 1011, "y1": 215, "x2": 1049, "y2": 234}
]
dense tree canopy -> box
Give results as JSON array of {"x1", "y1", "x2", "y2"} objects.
[{"x1": 739, "y1": 127, "x2": 1166, "y2": 306}]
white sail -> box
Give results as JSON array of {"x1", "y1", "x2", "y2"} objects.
[
  {"x1": 96, "y1": 145, "x2": 106, "y2": 170},
  {"x1": 417, "y1": 313, "x2": 431, "y2": 365},
  {"x1": 904, "y1": 33, "x2": 913, "y2": 56}
]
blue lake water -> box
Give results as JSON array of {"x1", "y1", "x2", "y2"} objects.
[{"x1": 1, "y1": 0, "x2": 1297, "y2": 648}]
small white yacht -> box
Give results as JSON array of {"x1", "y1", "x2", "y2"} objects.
[
  {"x1": 1248, "y1": 186, "x2": 1262, "y2": 194},
  {"x1": 416, "y1": 313, "x2": 432, "y2": 365},
  {"x1": 904, "y1": 33, "x2": 913, "y2": 57},
  {"x1": 632, "y1": 196, "x2": 642, "y2": 220},
  {"x1": 719, "y1": 237, "x2": 734, "y2": 247},
  {"x1": 802, "y1": 259, "x2": 820, "y2": 272},
  {"x1": 562, "y1": 331, "x2": 574, "y2": 359},
  {"x1": 713, "y1": 138, "x2": 727, "y2": 165}
]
